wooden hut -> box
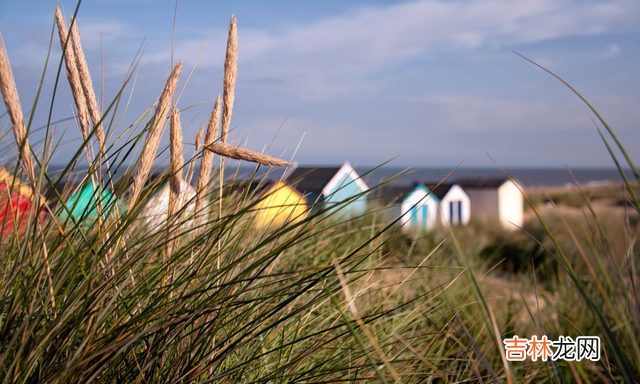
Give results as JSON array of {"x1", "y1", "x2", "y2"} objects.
[
  {"x1": 373, "y1": 183, "x2": 439, "y2": 231},
  {"x1": 286, "y1": 162, "x2": 369, "y2": 217},
  {"x1": 458, "y1": 178, "x2": 523, "y2": 229},
  {"x1": 251, "y1": 181, "x2": 307, "y2": 228},
  {"x1": 427, "y1": 182, "x2": 471, "y2": 227},
  {"x1": 0, "y1": 168, "x2": 43, "y2": 236},
  {"x1": 142, "y1": 179, "x2": 201, "y2": 231},
  {"x1": 57, "y1": 182, "x2": 125, "y2": 225}
]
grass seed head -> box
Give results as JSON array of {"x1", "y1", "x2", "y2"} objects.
[
  {"x1": 194, "y1": 95, "x2": 221, "y2": 225},
  {"x1": 221, "y1": 16, "x2": 237, "y2": 143},
  {"x1": 206, "y1": 142, "x2": 291, "y2": 167},
  {"x1": 70, "y1": 15, "x2": 105, "y2": 150},
  {"x1": 0, "y1": 32, "x2": 35, "y2": 184},
  {"x1": 129, "y1": 61, "x2": 182, "y2": 209},
  {"x1": 55, "y1": 6, "x2": 91, "y2": 140}
]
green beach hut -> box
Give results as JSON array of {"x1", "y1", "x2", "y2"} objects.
[{"x1": 58, "y1": 183, "x2": 125, "y2": 225}]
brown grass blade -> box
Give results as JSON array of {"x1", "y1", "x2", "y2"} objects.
[
  {"x1": 69, "y1": 15, "x2": 105, "y2": 151},
  {"x1": 168, "y1": 106, "x2": 184, "y2": 223},
  {"x1": 166, "y1": 106, "x2": 183, "y2": 260},
  {"x1": 188, "y1": 125, "x2": 204, "y2": 188},
  {"x1": 0, "y1": 32, "x2": 35, "y2": 184},
  {"x1": 205, "y1": 142, "x2": 291, "y2": 167},
  {"x1": 194, "y1": 95, "x2": 220, "y2": 227},
  {"x1": 129, "y1": 61, "x2": 182, "y2": 210},
  {"x1": 55, "y1": 6, "x2": 91, "y2": 143},
  {"x1": 221, "y1": 16, "x2": 237, "y2": 143}
]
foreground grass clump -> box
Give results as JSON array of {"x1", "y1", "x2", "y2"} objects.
[
  {"x1": 0, "y1": 7, "x2": 466, "y2": 382},
  {"x1": 1, "y1": 4, "x2": 640, "y2": 383}
]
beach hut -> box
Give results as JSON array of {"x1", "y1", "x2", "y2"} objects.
[
  {"x1": 0, "y1": 168, "x2": 43, "y2": 236},
  {"x1": 58, "y1": 182, "x2": 125, "y2": 225},
  {"x1": 142, "y1": 179, "x2": 201, "y2": 231},
  {"x1": 400, "y1": 183, "x2": 439, "y2": 231},
  {"x1": 427, "y1": 182, "x2": 471, "y2": 227},
  {"x1": 458, "y1": 178, "x2": 523, "y2": 229},
  {"x1": 243, "y1": 180, "x2": 307, "y2": 228},
  {"x1": 287, "y1": 162, "x2": 369, "y2": 217},
  {"x1": 373, "y1": 183, "x2": 439, "y2": 231}
]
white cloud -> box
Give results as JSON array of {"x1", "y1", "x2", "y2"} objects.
[
  {"x1": 601, "y1": 43, "x2": 621, "y2": 59},
  {"x1": 147, "y1": 0, "x2": 640, "y2": 100},
  {"x1": 43, "y1": 0, "x2": 640, "y2": 100},
  {"x1": 420, "y1": 94, "x2": 640, "y2": 132}
]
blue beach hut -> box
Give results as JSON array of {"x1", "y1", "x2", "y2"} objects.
[
  {"x1": 287, "y1": 162, "x2": 369, "y2": 217},
  {"x1": 57, "y1": 182, "x2": 125, "y2": 225},
  {"x1": 373, "y1": 183, "x2": 439, "y2": 231}
]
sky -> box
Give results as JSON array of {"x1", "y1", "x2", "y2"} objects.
[{"x1": 0, "y1": 0, "x2": 639, "y2": 169}]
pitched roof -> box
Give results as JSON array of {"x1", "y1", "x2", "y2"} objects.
[
  {"x1": 370, "y1": 184, "x2": 415, "y2": 205},
  {"x1": 225, "y1": 179, "x2": 304, "y2": 201},
  {"x1": 425, "y1": 182, "x2": 457, "y2": 200},
  {"x1": 286, "y1": 167, "x2": 342, "y2": 194},
  {"x1": 0, "y1": 168, "x2": 34, "y2": 199},
  {"x1": 457, "y1": 177, "x2": 510, "y2": 189}
]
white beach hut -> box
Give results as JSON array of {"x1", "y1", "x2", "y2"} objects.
[
  {"x1": 372, "y1": 183, "x2": 440, "y2": 231},
  {"x1": 399, "y1": 183, "x2": 439, "y2": 231},
  {"x1": 143, "y1": 179, "x2": 204, "y2": 231},
  {"x1": 428, "y1": 182, "x2": 471, "y2": 227},
  {"x1": 458, "y1": 178, "x2": 523, "y2": 230}
]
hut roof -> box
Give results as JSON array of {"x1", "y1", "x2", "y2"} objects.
[
  {"x1": 457, "y1": 177, "x2": 510, "y2": 189},
  {"x1": 286, "y1": 163, "x2": 369, "y2": 197},
  {"x1": 0, "y1": 168, "x2": 34, "y2": 199},
  {"x1": 425, "y1": 182, "x2": 458, "y2": 200},
  {"x1": 0, "y1": 168, "x2": 42, "y2": 236},
  {"x1": 286, "y1": 167, "x2": 342, "y2": 194},
  {"x1": 369, "y1": 185, "x2": 415, "y2": 206}
]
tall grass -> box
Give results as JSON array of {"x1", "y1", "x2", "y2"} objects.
[
  {"x1": 0, "y1": 7, "x2": 445, "y2": 383},
  {"x1": 0, "y1": 5, "x2": 639, "y2": 383}
]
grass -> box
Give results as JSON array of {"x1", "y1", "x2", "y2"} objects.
[{"x1": 0, "y1": 4, "x2": 639, "y2": 383}]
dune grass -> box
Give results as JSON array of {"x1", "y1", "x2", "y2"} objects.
[{"x1": 0, "y1": 4, "x2": 639, "y2": 383}]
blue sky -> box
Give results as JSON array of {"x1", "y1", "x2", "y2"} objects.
[{"x1": 1, "y1": 0, "x2": 639, "y2": 168}]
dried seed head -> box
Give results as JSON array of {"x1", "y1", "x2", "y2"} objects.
[
  {"x1": 168, "y1": 106, "x2": 184, "y2": 221},
  {"x1": 0, "y1": 32, "x2": 35, "y2": 184},
  {"x1": 70, "y1": 15, "x2": 105, "y2": 151},
  {"x1": 129, "y1": 61, "x2": 182, "y2": 210},
  {"x1": 55, "y1": 6, "x2": 91, "y2": 140},
  {"x1": 206, "y1": 142, "x2": 291, "y2": 167},
  {"x1": 221, "y1": 16, "x2": 237, "y2": 143},
  {"x1": 194, "y1": 95, "x2": 220, "y2": 225}
]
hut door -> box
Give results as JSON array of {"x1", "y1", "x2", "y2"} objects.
[
  {"x1": 449, "y1": 202, "x2": 455, "y2": 225},
  {"x1": 411, "y1": 206, "x2": 417, "y2": 226},
  {"x1": 449, "y1": 201, "x2": 462, "y2": 226},
  {"x1": 422, "y1": 205, "x2": 428, "y2": 229}
]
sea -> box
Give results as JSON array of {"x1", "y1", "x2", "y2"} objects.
[
  {"x1": 224, "y1": 166, "x2": 635, "y2": 189},
  {"x1": 357, "y1": 167, "x2": 637, "y2": 188},
  {"x1": 46, "y1": 164, "x2": 636, "y2": 189}
]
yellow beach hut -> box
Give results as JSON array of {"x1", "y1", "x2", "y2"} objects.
[{"x1": 249, "y1": 181, "x2": 307, "y2": 229}]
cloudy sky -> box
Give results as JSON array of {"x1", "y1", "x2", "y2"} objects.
[{"x1": 1, "y1": 0, "x2": 639, "y2": 168}]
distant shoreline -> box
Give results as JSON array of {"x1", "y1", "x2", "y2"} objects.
[{"x1": 43, "y1": 163, "x2": 635, "y2": 189}]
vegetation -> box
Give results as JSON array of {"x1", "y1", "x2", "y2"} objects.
[{"x1": 0, "y1": 4, "x2": 639, "y2": 383}]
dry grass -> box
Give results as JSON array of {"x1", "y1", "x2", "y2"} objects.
[
  {"x1": 55, "y1": 7, "x2": 91, "y2": 143},
  {"x1": 128, "y1": 61, "x2": 182, "y2": 210},
  {"x1": 194, "y1": 95, "x2": 220, "y2": 228},
  {"x1": 168, "y1": 107, "x2": 184, "y2": 233},
  {"x1": 0, "y1": 32, "x2": 35, "y2": 184},
  {"x1": 221, "y1": 16, "x2": 237, "y2": 144},
  {"x1": 206, "y1": 142, "x2": 292, "y2": 167},
  {"x1": 69, "y1": 13, "x2": 105, "y2": 151}
]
